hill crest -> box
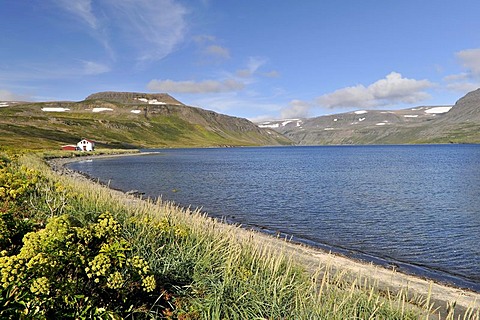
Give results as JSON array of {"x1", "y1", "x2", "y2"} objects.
[{"x1": 85, "y1": 91, "x2": 185, "y2": 106}]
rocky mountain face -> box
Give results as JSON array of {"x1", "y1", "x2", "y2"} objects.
[
  {"x1": 257, "y1": 89, "x2": 480, "y2": 145},
  {"x1": 438, "y1": 88, "x2": 480, "y2": 123},
  {"x1": 85, "y1": 91, "x2": 268, "y2": 133},
  {"x1": 0, "y1": 92, "x2": 291, "y2": 150}
]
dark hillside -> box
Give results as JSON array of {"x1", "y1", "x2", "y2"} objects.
[{"x1": 441, "y1": 88, "x2": 480, "y2": 123}]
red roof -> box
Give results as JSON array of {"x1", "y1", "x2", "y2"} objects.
[{"x1": 61, "y1": 145, "x2": 77, "y2": 150}]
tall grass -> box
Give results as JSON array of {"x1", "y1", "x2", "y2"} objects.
[{"x1": 10, "y1": 153, "x2": 479, "y2": 319}]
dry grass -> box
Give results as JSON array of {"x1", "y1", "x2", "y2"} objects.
[{"x1": 15, "y1": 153, "x2": 479, "y2": 319}]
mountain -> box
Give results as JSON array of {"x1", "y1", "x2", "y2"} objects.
[
  {"x1": 2, "y1": 89, "x2": 479, "y2": 150},
  {"x1": 436, "y1": 88, "x2": 480, "y2": 123},
  {"x1": 0, "y1": 92, "x2": 291, "y2": 150},
  {"x1": 257, "y1": 89, "x2": 480, "y2": 145}
]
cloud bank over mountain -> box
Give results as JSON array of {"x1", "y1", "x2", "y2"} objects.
[{"x1": 317, "y1": 72, "x2": 433, "y2": 109}]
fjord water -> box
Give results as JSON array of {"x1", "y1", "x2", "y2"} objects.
[{"x1": 68, "y1": 145, "x2": 480, "y2": 291}]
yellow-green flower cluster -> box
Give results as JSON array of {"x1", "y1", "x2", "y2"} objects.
[
  {"x1": 87, "y1": 253, "x2": 111, "y2": 279},
  {"x1": 0, "y1": 216, "x2": 71, "y2": 292},
  {"x1": 94, "y1": 211, "x2": 121, "y2": 237},
  {"x1": 130, "y1": 214, "x2": 190, "y2": 242},
  {"x1": 126, "y1": 255, "x2": 156, "y2": 291},
  {"x1": 0, "y1": 163, "x2": 40, "y2": 201},
  {"x1": 0, "y1": 154, "x2": 165, "y2": 317},
  {"x1": 128, "y1": 255, "x2": 150, "y2": 275},
  {"x1": 0, "y1": 255, "x2": 26, "y2": 289},
  {"x1": 106, "y1": 271, "x2": 124, "y2": 289},
  {"x1": 21, "y1": 215, "x2": 70, "y2": 258},
  {"x1": 30, "y1": 276, "x2": 50, "y2": 295},
  {"x1": 26, "y1": 253, "x2": 58, "y2": 275},
  {"x1": 99, "y1": 240, "x2": 129, "y2": 266},
  {"x1": 54, "y1": 182, "x2": 65, "y2": 193},
  {"x1": 0, "y1": 211, "x2": 158, "y2": 317},
  {"x1": 142, "y1": 275, "x2": 156, "y2": 292}
]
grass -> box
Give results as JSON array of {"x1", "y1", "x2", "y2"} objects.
[
  {"x1": 0, "y1": 101, "x2": 290, "y2": 150},
  {"x1": 1, "y1": 151, "x2": 478, "y2": 319}
]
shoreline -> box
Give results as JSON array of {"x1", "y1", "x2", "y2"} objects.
[
  {"x1": 247, "y1": 223, "x2": 480, "y2": 293},
  {"x1": 47, "y1": 152, "x2": 480, "y2": 317}
]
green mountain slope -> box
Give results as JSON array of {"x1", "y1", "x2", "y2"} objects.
[{"x1": 0, "y1": 92, "x2": 291, "y2": 150}]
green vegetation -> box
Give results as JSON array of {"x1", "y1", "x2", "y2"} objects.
[
  {"x1": 0, "y1": 99, "x2": 290, "y2": 150},
  {"x1": 0, "y1": 151, "x2": 478, "y2": 319}
]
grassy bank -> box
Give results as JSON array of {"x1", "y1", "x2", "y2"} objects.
[{"x1": 1, "y1": 151, "x2": 478, "y2": 319}]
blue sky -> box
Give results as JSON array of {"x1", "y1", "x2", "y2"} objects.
[{"x1": 1, "y1": 1, "x2": 480, "y2": 120}]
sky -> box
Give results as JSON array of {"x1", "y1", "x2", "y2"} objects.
[{"x1": 1, "y1": 0, "x2": 480, "y2": 121}]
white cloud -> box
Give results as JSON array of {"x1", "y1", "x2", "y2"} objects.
[
  {"x1": 104, "y1": 0, "x2": 188, "y2": 62},
  {"x1": 443, "y1": 73, "x2": 469, "y2": 82},
  {"x1": 147, "y1": 78, "x2": 245, "y2": 94},
  {"x1": 456, "y1": 48, "x2": 480, "y2": 76},
  {"x1": 317, "y1": 85, "x2": 373, "y2": 109},
  {"x1": 280, "y1": 100, "x2": 311, "y2": 119},
  {"x1": 316, "y1": 72, "x2": 433, "y2": 109},
  {"x1": 0, "y1": 60, "x2": 110, "y2": 84},
  {"x1": 236, "y1": 57, "x2": 267, "y2": 78},
  {"x1": 445, "y1": 82, "x2": 480, "y2": 93},
  {"x1": 262, "y1": 70, "x2": 280, "y2": 78},
  {"x1": 54, "y1": 0, "x2": 188, "y2": 63},
  {"x1": 442, "y1": 48, "x2": 480, "y2": 94},
  {"x1": 0, "y1": 89, "x2": 30, "y2": 101},
  {"x1": 205, "y1": 45, "x2": 230, "y2": 60},
  {"x1": 51, "y1": 0, "x2": 113, "y2": 58},
  {"x1": 53, "y1": 0, "x2": 98, "y2": 29},
  {"x1": 194, "y1": 35, "x2": 217, "y2": 44},
  {"x1": 187, "y1": 93, "x2": 284, "y2": 120},
  {"x1": 81, "y1": 61, "x2": 110, "y2": 75},
  {"x1": 193, "y1": 35, "x2": 230, "y2": 63}
]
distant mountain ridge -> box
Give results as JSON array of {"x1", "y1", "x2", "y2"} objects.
[
  {"x1": 1, "y1": 89, "x2": 479, "y2": 149},
  {"x1": 0, "y1": 92, "x2": 291, "y2": 150},
  {"x1": 257, "y1": 88, "x2": 480, "y2": 145},
  {"x1": 86, "y1": 91, "x2": 185, "y2": 105}
]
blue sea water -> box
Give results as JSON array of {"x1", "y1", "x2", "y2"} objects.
[{"x1": 67, "y1": 145, "x2": 480, "y2": 291}]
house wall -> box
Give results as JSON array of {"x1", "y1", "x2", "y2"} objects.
[{"x1": 77, "y1": 140, "x2": 95, "y2": 151}]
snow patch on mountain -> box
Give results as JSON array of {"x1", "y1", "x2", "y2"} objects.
[
  {"x1": 354, "y1": 110, "x2": 368, "y2": 115},
  {"x1": 135, "y1": 97, "x2": 167, "y2": 105},
  {"x1": 258, "y1": 119, "x2": 303, "y2": 129},
  {"x1": 42, "y1": 107, "x2": 70, "y2": 112},
  {"x1": 425, "y1": 106, "x2": 452, "y2": 114},
  {"x1": 92, "y1": 108, "x2": 113, "y2": 113}
]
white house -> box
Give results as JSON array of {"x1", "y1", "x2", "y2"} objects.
[{"x1": 77, "y1": 139, "x2": 95, "y2": 151}]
